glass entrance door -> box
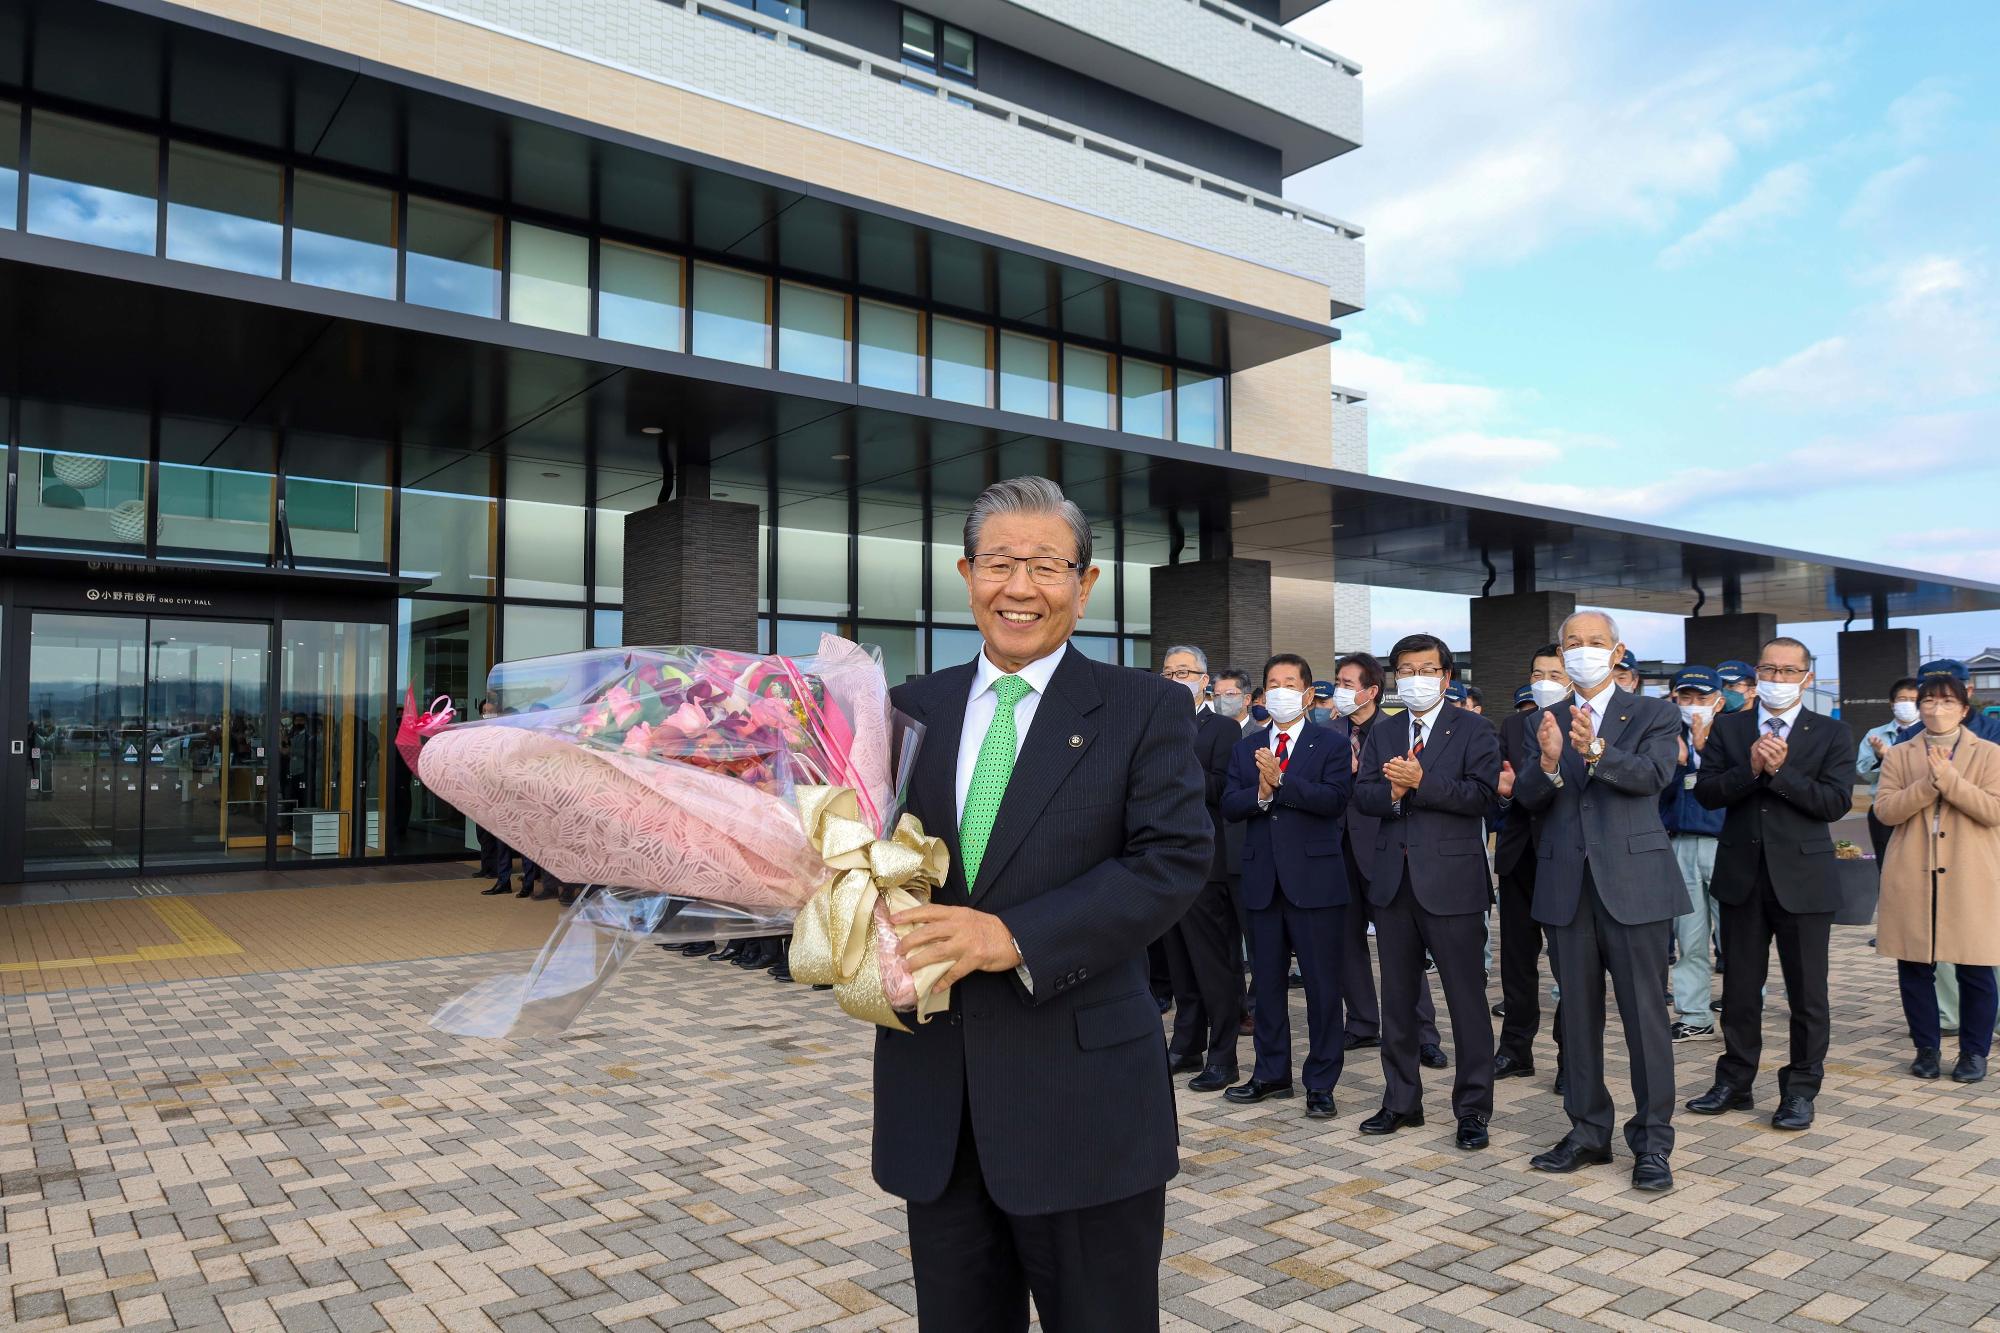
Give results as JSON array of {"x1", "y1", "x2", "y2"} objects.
[
  {"x1": 144, "y1": 620, "x2": 271, "y2": 866},
  {"x1": 277, "y1": 620, "x2": 389, "y2": 860},
  {"x1": 23, "y1": 613, "x2": 147, "y2": 873}
]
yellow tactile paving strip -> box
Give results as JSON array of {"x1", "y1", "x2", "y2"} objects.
[{"x1": 0, "y1": 879, "x2": 564, "y2": 995}]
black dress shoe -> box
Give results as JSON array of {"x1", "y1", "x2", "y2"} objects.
[
  {"x1": 1529, "y1": 1136, "x2": 1612, "y2": 1173},
  {"x1": 515, "y1": 883, "x2": 535, "y2": 899},
  {"x1": 1911, "y1": 1047, "x2": 1942, "y2": 1079},
  {"x1": 710, "y1": 943, "x2": 744, "y2": 963},
  {"x1": 1287, "y1": 972, "x2": 1305, "y2": 990},
  {"x1": 679, "y1": 942, "x2": 715, "y2": 957},
  {"x1": 1770, "y1": 1095, "x2": 1814, "y2": 1130},
  {"x1": 1358, "y1": 1106, "x2": 1424, "y2": 1135},
  {"x1": 1684, "y1": 1082, "x2": 1754, "y2": 1115},
  {"x1": 482, "y1": 881, "x2": 512, "y2": 895},
  {"x1": 1456, "y1": 1115, "x2": 1489, "y2": 1151},
  {"x1": 1420, "y1": 1043, "x2": 1450, "y2": 1070},
  {"x1": 1188, "y1": 1066, "x2": 1237, "y2": 1093},
  {"x1": 1168, "y1": 1051, "x2": 1205, "y2": 1073},
  {"x1": 1493, "y1": 1052, "x2": 1535, "y2": 1080},
  {"x1": 1953, "y1": 1052, "x2": 1988, "y2": 1084},
  {"x1": 1223, "y1": 1078, "x2": 1294, "y2": 1104},
  {"x1": 1342, "y1": 1033, "x2": 1381, "y2": 1051},
  {"x1": 1490, "y1": 1001, "x2": 1506, "y2": 1017},
  {"x1": 1305, "y1": 1090, "x2": 1337, "y2": 1119},
  {"x1": 531, "y1": 886, "x2": 559, "y2": 901},
  {"x1": 1631, "y1": 1152, "x2": 1674, "y2": 1192},
  {"x1": 1553, "y1": 1069, "x2": 1567, "y2": 1097},
  {"x1": 1154, "y1": 993, "x2": 1173, "y2": 1014}
]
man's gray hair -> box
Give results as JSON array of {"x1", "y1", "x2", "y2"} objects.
[
  {"x1": 1162, "y1": 644, "x2": 1208, "y2": 673},
  {"x1": 1560, "y1": 609, "x2": 1622, "y2": 644},
  {"x1": 963, "y1": 475, "x2": 1093, "y2": 568}
]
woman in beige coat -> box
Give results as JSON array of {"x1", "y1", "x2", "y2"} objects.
[{"x1": 1874, "y1": 674, "x2": 2000, "y2": 1084}]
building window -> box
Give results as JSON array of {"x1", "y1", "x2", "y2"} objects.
[
  {"x1": 931, "y1": 316, "x2": 992, "y2": 408},
  {"x1": 26, "y1": 111, "x2": 157, "y2": 255},
  {"x1": 508, "y1": 222, "x2": 591, "y2": 335},
  {"x1": 291, "y1": 171, "x2": 396, "y2": 299},
  {"x1": 1061, "y1": 346, "x2": 1115, "y2": 430},
  {"x1": 999, "y1": 332, "x2": 1056, "y2": 417},
  {"x1": 691, "y1": 262, "x2": 772, "y2": 367},
  {"x1": 778, "y1": 281, "x2": 850, "y2": 381},
  {"x1": 1176, "y1": 371, "x2": 1224, "y2": 448},
  {"x1": 406, "y1": 196, "x2": 501, "y2": 318},
  {"x1": 0, "y1": 101, "x2": 18, "y2": 230},
  {"x1": 598, "y1": 241, "x2": 685, "y2": 352},
  {"x1": 165, "y1": 143, "x2": 283, "y2": 278},
  {"x1": 858, "y1": 300, "x2": 924, "y2": 395},
  {"x1": 1120, "y1": 358, "x2": 1172, "y2": 440},
  {"x1": 709, "y1": 0, "x2": 807, "y2": 32},
  {"x1": 902, "y1": 10, "x2": 976, "y2": 85}
]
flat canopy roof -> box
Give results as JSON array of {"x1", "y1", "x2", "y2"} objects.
[
  {"x1": 0, "y1": 0, "x2": 1334, "y2": 372},
  {"x1": 2, "y1": 237, "x2": 1994, "y2": 625}
]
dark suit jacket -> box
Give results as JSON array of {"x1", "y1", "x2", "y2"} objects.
[
  {"x1": 1693, "y1": 707, "x2": 1857, "y2": 914},
  {"x1": 1352, "y1": 703, "x2": 1503, "y2": 914},
  {"x1": 1511, "y1": 688, "x2": 1690, "y2": 927},
  {"x1": 1221, "y1": 721, "x2": 1352, "y2": 911},
  {"x1": 1492, "y1": 709, "x2": 1537, "y2": 875},
  {"x1": 1194, "y1": 709, "x2": 1241, "y2": 884},
  {"x1": 873, "y1": 648, "x2": 1211, "y2": 1216},
  {"x1": 1327, "y1": 713, "x2": 1379, "y2": 890}
]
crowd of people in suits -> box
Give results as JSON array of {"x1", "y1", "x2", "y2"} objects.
[{"x1": 1149, "y1": 622, "x2": 2000, "y2": 1196}]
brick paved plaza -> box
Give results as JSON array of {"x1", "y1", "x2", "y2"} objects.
[{"x1": 3, "y1": 879, "x2": 1999, "y2": 1331}]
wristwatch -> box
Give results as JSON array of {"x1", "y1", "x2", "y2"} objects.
[{"x1": 1586, "y1": 738, "x2": 1607, "y2": 764}]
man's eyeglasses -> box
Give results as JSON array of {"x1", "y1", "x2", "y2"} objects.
[
  {"x1": 970, "y1": 553, "x2": 1082, "y2": 585},
  {"x1": 1756, "y1": 665, "x2": 1810, "y2": 680},
  {"x1": 1394, "y1": 666, "x2": 1446, "y2": 679},
  {"x1": 1161, "y1": 668, "x2": 1204, "y2": 682}
]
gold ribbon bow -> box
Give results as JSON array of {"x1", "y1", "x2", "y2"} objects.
[{"x1": 788, "y1": 785, "x2": 953, "y2": 1031}]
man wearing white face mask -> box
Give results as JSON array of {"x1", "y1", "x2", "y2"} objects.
[
  {"x1": 1662, "y1": 666, "x2": 1727, "y2": 1040},
  {"x1": 1859, "y1": 678, "x2": 1922, "y2": 862},
  {"x1": 1513, "y1": 611, "x2": 1688, "y2": 1192},
  {"x1": 1689, "y1": 638, "x2": 1856, "y2": 1132}
]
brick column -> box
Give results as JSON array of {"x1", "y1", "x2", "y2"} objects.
[
  {"x1": 1148, "y1": 558, "x2": 1272, "y2": 676},
  {"x1": 1683, "y1": 613, "x2": 1777, "y2": 672},
  {"x1": 1837, "y1": 628, "x2": 1919, "y2": 736},
  {"x1": 621, "y1": 497, "x2": 761, "y2": 651},
  {"x1": 1468, "y1": 592, "x2": 1575, "y2": 695}
]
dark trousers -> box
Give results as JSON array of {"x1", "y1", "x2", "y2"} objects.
[
  {"x1": 1162, "y1": 881, "x2": 1243, "y2": 1073},
  {"x1": 1715, "y1": 868, "x2": 1832, "y2": 1100},
  {"x1": 1246, "y1": 896, "x2": 1346, "y2": 1091},
  {"x1": 908, "y1": 1100, "x2": 1165, "y2": 1333},
  {"x1": 1374, "y1": 874, "x2": 1495, "y2": 1120},
  {"x1": 1339, "y1": 848, "x2": 1439, "y2": 1045},
  {"x1": 476, "y1": 827, "x2": 514, "y2": 881},
  {"x1": 1900, "y1": 960, "x2": 1999, "y2": 1058},
  {"x1": 1866, "y1": 809, "x2": 1894, "y2": 863},
  {"x1": 1146, "y1": 939, "x2": 1173, "y2": 1003},
  {"x1": 1550, "y1": 870, "x2": 1676, "y2": 1155},
  {"x1": 1228, "y1": 875, "x2": 1251, "y2": 1002},
  {"x1": 1495, "y1": 857, "x2": 1546, "y2": 1062}
]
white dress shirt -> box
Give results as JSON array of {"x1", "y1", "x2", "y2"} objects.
[
  {"x1": 1257, "y1": 716, "x2": 1305, "y2": 808},
  {"x1": 1406, "y1": 701, "x2": 1444, "y2": 750},
  {"x1": 1572, "y1": 682, "x2": 1617, "y2": 736},
  {"x1": 1756, "y1": 699, "x2": 1804, "y2": 739},
  {"x1": 956, "y1": 643, "x2": 1068, "y2": 823}
]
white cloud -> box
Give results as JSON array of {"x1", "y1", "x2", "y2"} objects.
[
  {"x1": 1886, "y1": 77, "x2": 1957, "y2": 148},
  {"x1": 1327, "y1": 342, "x2": 1505, "y2": 435},
  {"x1": 1372, "y1": 292, "x2": 1428, "y2": 325},
  {"x1": 1734, "y1": 252, "x2": 1997, "y2": 410},
  {"x1": 1841, "y1": 155, "x2": 1929, "y2": 229},
  {"x1": 1657, "y1": 162, "x2": 1811, "y2": 268},
  {"x1": 1376, "y1": 432, "x2": 1563, "y2": 477},
  {"x1": 1288, "y1": 2, "x2": 1836, "y2": 291}
]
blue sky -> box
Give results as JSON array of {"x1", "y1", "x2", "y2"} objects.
[{"x1": 1285, "y1": 0, "x2": 2000, "y2": 679}]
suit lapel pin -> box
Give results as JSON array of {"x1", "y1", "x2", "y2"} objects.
[{"x1": 1068, "y1": 734, "x2": 1083, "y2": 748}]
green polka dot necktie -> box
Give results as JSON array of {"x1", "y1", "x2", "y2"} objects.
[{"x1": 960, "y1": 674, "x2": 1033, "y2": 889}]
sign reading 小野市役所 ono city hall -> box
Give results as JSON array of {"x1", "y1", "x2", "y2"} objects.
[{"x1": 84, "y1": 588, "x2": 216, "y2": 609}]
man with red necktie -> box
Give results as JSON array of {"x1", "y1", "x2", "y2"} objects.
[{"x1": 1221, "y1": 653, "x2": 1355, "y2": 1119}]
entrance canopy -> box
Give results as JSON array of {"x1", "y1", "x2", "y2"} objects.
[{"x1": 3, "y1": 237, "x2": 1996, "y2": 625}]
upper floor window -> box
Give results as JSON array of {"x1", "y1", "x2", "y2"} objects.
[
  {"x1": 709, "y1": 0, "x2": 806, "y2": 33},
  {"x1": 901, "y1": 10, "x2": 976, "y2": 86}
]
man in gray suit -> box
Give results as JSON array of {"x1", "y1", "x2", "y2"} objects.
[{"x1": 1512, "y1": 611, "x2": 1690, "y2": 1192}]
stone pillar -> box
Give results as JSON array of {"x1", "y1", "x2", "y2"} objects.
[
  {"x1": 1837, "y1": 628, "x2": 1919, "y2": 736},
  {"x1": 621, "y1": 497, "x2": 761, "y2": 651},
  {"x1": 1149, "y1": 558, "x2": 1272, "y2": 677},
  {"x1": 1468, "y1": 591, "x2": 1575, "y2": 694},
  {"x1": 1683, "y1": 613, "x2": 1777, "y2": 672}
]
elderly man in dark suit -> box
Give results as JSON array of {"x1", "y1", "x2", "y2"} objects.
[
  {"x1": 1689, "y1": 636, "x2": 1857, "y2": 1131},
  {"x1": 884, "y1": 476, "x2": 1211, "y2": 1331},
  {"x1": 1158, "y1": 643, "x2": 1248, "y2": 1092},
  {"x1": 1353, "y1": 634, "x2": 1503, "y2": 1149},
  {"x1": 1512, "y1": 611, "x2": 1690, "y2": 1192},
  {"x1": 1221, "y1": 653, "x2": 1354, "y2": 1119}
]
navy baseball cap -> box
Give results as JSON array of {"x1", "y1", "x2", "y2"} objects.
[
  {"x1": 1617, "y1": 650, "x2": 1639, "y2": 672},
  {"x1": 1312, "y1": 679, "x2": 1335, "y2": 699},
  {"x1": 1919, "y1": 659, "x2": 1970, "y2": 682},
  {"x1": 1716, "y1": 660, "x2": 1755, "y2": 684},
  {"x1": 1445, "y1": 681, "x2": 1468, "y2": 702},
  {"x1": 1512, "y1": 685, "x2": 1536, "y2": 707},
  {"x1": 1671, "y1": 666, "x2": 1722, "y2": 694}
]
